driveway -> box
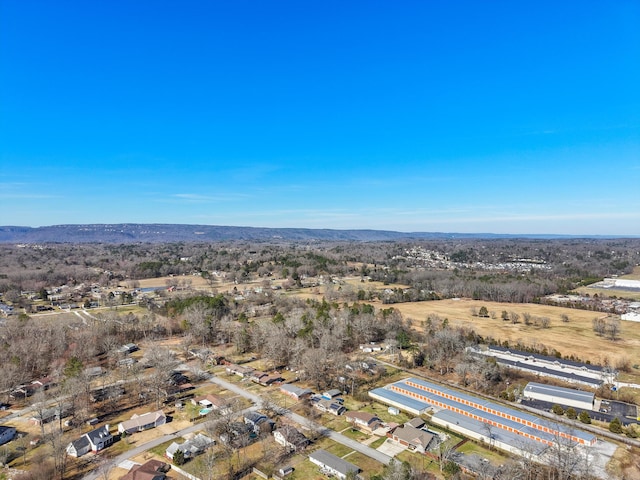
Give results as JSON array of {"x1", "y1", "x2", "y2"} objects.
[{"x1": 376, "y1": 438, "x2": 406, "y2": 457}]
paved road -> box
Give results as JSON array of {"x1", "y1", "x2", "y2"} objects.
[{"x1": 82, "y1": 421, "x2": 203, "y2": 480}]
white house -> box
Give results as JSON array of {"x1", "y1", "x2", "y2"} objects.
[
  {"x1": 165, "y1": 433, "x2": 214, "y2": 460},
  {"x1": 118, "y1": 410, "x2": 166, "y2": 434},
  {"x1": 273, "y1": 425, "x2": 309, "y2": 452},
  {"x1": 66, "y1": 425, "x2": 113, "y2": 457},
  {"x1": 309, "y1": 449, "x2": 360, "y2": 480}
]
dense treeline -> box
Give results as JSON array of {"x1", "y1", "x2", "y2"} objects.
[{"x1": 1, "y1": 238, "x2": 638, "y2": 305}]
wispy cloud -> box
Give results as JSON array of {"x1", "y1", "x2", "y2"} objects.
[{"x1": 167, "y1": 193, "x2": 252, "y2": 203}]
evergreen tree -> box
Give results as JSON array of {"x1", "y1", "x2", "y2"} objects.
[
  {"x1": 578, "y1": 411, "x2": 591, "y2": 424},
  {"x1": 173, "y1": 448, "x2": 186, "y2": 466},
  {"x1": 609, "y1": 417, "x2": 623, "y2": 434}
]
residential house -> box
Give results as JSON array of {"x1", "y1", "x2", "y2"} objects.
[
  {"x1": 121, "y1": 459, "x2": 172, "y2": 480},
  {"x1": 225, "y1": 364, "x2": 254, "y2": 378},
  {"x1": 280, "y1": 384, "x2": 312, "y2": 401},
  {"x1": 243, "y1": 412, "x2": 275, "y2": 435},
  {"x1": 0, "y1": 426, "x2": 16, "y2": 446},
  {"x1": 91, "y1": 385, "x2": 125, "y2": 402},
  {"x1": 188, "y1": 348, "x2": 212, "y2": 362},
  {"x1": 119, "y1": 343, "x2": 139, "y2": 354},
  {"x1": 345, "y1": 411, "x2": 382, "y2": 432},
  {"x1": 273, "y1": 425, "x2": 309, "y2": 452},
  {"x1": 165, "y1": 433, "x2": 215, "y2": 461},
  {"x1": 83, "y1": 366, "x2": 105, "y2": 378},
  {"x1": 314, "y1": 399, "x2": 346, "y2": 416},
  {"x1": 321, "y1": 389, "x2": 342, "y2": 400},
  {"x1": 359, "y1": 342, "x2": 386, "y2": 353},
  {"x1": 388, "y1": 424, "x2": 434, "y2": 453},
  {"x1": 251, "y1": 371, "x2": 284, "y2": 386},
  {"x1": 118, "y1": 410, "x2": 166, "y2": 434},
  {"x1": 191, "y1": 394, "x2": 229, "y2": 412},
  {"x1": 31, "y1": 376, "x2": 55, "y2": 391},
  {"x1": 309, "y1": 449, "x2": 360, "y2": 480},
  {"x1": 10, "y1": 384, "x2": 36, "y2": 399},
  {"x1": 66, "y1": 425, "x2": 113, "y2": 457},
  {"x1": 259, "y1": 373, "x2": 283, "y2": 386},
  {"x1": 29, "y1": 404, "x2": 71, "y2": 426},
  {"x1": 118, "y1": 357, "x2": 136, "y2": 368},
  {"x1": 218, "y1": 422, "x2": 255, "y2": 448}
]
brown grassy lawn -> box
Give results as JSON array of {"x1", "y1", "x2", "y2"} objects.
[
  {"x1": 607, "y1": 443, "x2": 640, "y2": 480},
  {"x1": 382, "y1": 298, "x2": 640, "y2": 374}
]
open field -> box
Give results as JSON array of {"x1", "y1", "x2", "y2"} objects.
[{"x1": 378, "y1": 298, "x2": 640, "y2": 374}]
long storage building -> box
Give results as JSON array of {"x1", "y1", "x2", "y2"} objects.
[
  {"x1": 370, "y1": 377, "x2": 596, "y2": 458},
  {"x1": 522, "y1": 382, "x2": 595, "y2": 411}
]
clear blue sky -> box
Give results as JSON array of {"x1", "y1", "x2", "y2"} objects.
[{"x1": 1, "y1": 1, "x2": 639, "y2": 235}]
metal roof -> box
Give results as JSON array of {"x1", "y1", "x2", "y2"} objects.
[
  {"x1": 496, "y1": 358, "x2": 602, "y2": 386},
  {"x1": 488, "y1": 345, "x2": 605, "y2": 372},
  {"x1": 432, "y1": 409, "x2": 548, "y2": 456},
  {"x1": 383, "y1": 378, "x2": 597, "y2": 445},
  {"x1": 524, "y1": 382, "x2": 595, "y2": 404},
  {"x1": 368, "y1": 387, "x2": 429, "y2": 414},
  {"x1": 309, "y1": 449, "x2": 360, "y2": 476}
]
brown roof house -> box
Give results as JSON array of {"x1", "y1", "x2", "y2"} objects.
[
  {"x1": 120, "y1": 459, "x2": 172, "y2": 480},
  {"x1": 345, "y1": 411, "x2": 382, "y2": 432},
  {"x1": 388, "y1": 424, "x2": 434, "y2": 453}
]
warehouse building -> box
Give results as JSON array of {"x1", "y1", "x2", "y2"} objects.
[
  {"x1": 523, "y1": 382, "x2": 595, "y2": 411},
  {"x1": 369, "y1": 377, "x2": 596, "y2": 457}
]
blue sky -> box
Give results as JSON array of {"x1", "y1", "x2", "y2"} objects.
[{"x1": 1, "y1": 1, "x2": 639, "y2": 235}]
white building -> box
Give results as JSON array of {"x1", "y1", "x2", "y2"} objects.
[{"x1": 523, "y1": 382, "x2": 595, "y2": 411}]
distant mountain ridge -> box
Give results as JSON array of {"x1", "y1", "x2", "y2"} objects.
[{"x1": 0, "y1": 224, "x2": 628, "y2": 244}]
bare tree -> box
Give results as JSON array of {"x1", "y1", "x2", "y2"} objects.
[
  {"x1": 143, "y1": 347, "x2": 179, "y2": 408},
  {"x1": 45, "y1": 424, "x2": 68, "y2": 480},
  {"x1": 605, "y1": 316, "x2": 621, "y2": 341}
]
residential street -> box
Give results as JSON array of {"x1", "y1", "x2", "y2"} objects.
[{"x1": 82, "y1": 373, "x2": 390, "y2": 479}]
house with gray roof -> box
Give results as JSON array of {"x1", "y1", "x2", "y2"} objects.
[
  {"x1": 165, "y1": 433, "x2": 214, "y2": 460},
  {"x1": 280, "y1": 384, "x2": 312, "y2": 400},
  {"x1": 0, "y1": 426, "x2": 16, "y2": 446},
  {"x1": 309, "y1": 449, "x2": 360, "y2": 480},
  {"x1": 118, "y1": 410, "x2": 166, "y2": 434},
  {"x1": 66, "y1": 424, "x2": 113, "y2": 457}
]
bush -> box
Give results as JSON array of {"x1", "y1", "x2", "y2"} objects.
[
  {"x1": 551, "y1": 404, "x2": 564, "y2": 416},
  {"x1": 566, "y1": 407, "x2": 577, "y2": 420},
  {"x1": 625, "y1": 425, "x2": 639, "y2": 438}
]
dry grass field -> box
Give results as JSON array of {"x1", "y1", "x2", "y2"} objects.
[{"x1": 386, "y1": 298, "x2": 640, "y2": 373}]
